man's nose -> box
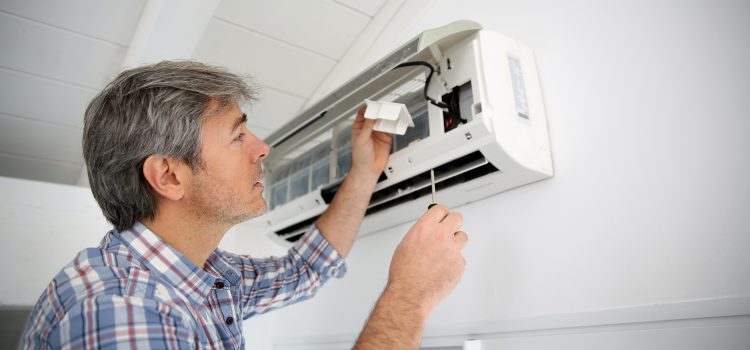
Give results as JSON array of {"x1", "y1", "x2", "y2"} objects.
[{"x1": 253, "y1": 137, "x2": 270, "y2": 163}]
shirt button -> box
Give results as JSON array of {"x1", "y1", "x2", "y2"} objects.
[
  {"x1": 225, "y1": 316, "x2": 234, "y2": 325},
  {"x1": 214, "y1": 280, "x2": 225, "y2": 289}
]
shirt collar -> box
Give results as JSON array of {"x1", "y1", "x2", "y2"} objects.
[
  {"x1": 205, "y1": 249, "x2": 242, "y2": 286},
  {"x1": 111, "y1": 221, "x2": 238, "y2": 305}
]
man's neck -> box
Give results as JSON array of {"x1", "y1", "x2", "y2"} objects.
[{"x1": 140, "y1": 209, "x2": 230, "y2": 268}]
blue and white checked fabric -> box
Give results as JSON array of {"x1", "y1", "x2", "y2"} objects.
[{"x1": 18, "y1": 221, "x2": 346, "y2": 349}]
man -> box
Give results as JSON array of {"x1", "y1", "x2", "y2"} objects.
[{"x1": 19, "y1": 61, "x2": 468, "y2": 349}]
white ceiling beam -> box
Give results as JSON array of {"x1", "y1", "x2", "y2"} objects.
[
  {"x1": 76, "y1": 0, "x2": 220, "y2": 186},
  {"x1": 123, "y1": 0, "x2": 220, "y2": 68}
]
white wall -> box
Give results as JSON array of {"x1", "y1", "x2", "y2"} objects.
[
  {"x1": 239, "y1": 0, "x2": 750, "y2": 347},
  {"x1": 0, "y1": 176, "x2": 108, "y2": 305}
]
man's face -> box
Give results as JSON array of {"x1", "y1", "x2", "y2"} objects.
[{"x1": 187, "y1": 102, "x2": 270, "y2": 226}]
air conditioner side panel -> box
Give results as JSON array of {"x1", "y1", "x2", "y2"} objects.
[{"x1": 473, "y1": 31, "x2": 553, "y2": 177}]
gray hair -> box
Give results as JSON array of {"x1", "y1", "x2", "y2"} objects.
[{"x1": 83, "y1": 60, "x2": 257, "y2": 231}]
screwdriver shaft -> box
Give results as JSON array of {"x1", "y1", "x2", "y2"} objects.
[{"x1": 430, "y1": 169, "x2": 436, "y2": 204}]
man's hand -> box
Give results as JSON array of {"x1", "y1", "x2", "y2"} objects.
[
  {"x1": 354, "y1": 205, "x2": 468, "y2": 349},
  {"x1": 387, "y1": 204, "x2": 468, "y2": 316},
  {"x1": 350, "y1": 105, "x2": 393, "y2": 182}
]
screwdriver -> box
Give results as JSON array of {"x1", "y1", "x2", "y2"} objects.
[{"x1": 428, "y1": 169, "x2": 438, "y2": 209}]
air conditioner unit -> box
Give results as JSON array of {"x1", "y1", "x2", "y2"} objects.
[{"x1": 249, "y1": 20, "x2": 553, "y2": 245}]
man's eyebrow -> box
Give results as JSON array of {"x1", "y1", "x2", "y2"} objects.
[{"x1": 231, "y1": 113, "x2": 247, "y2": 132}]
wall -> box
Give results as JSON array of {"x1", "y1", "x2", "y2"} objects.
[
  {"x1": 239, "y1": 0, "x2": 750, "y2": 347},
  {"x1": 0, "y1": 176, "x2": 108, "y2": 305}
]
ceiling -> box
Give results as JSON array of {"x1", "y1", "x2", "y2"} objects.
[{"x1": 0, "y1": 0, "x2": 388, "y2": 186}]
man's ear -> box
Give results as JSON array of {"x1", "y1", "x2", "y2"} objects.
[{"x1": 142, "y1": 156, "x2": 188, "y2": 201}]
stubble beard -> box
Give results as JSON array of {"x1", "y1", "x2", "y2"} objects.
[{"x1": 190, "y1": 170, "x2": 267, "y2": 227}]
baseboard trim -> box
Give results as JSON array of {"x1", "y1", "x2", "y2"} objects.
[{"x1": 273, "y1": 296, "x2": 750, "y2": 349}]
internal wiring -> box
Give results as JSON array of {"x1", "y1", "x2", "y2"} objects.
[{"x1": 392, "y1": 61, "x2": 450, "y2": 110}]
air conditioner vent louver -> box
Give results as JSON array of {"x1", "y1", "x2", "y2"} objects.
[
  {"x1": 273, "y1": 151, "x2": 499, "y2": 243},
  {"x1": 275, "y1": 216, "x2": 317, "y2": 243},
  {"x1": 366, "y1": 150, "x2": 497, "y2": 215}
]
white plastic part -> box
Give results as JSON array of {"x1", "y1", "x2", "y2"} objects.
[
  {"x1": 463, "y1": 340, "x2": 482, "y2": 350},
  {"x1": 364, "y1": 100, "x2": 415, "y2": 135}
]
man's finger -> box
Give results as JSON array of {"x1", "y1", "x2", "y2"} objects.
[
  {"x1": 454, "y1": 231, "x2": 469, "y2": 248},
  {"x1": 423, "y1": 204, "x2": 450, "y2": 224},
  {"x1": 440, "y1": 211, "x2": 463, "y2": 233},
  {"x1": 357, "y1": 117, "x2": 376, "y2": 143},
  {"x1": 353, "y1": 105, "x2": 366, "y2": 126},
  {"x1": 372, "y1": 129, "x2": 393, "y2": 146}
]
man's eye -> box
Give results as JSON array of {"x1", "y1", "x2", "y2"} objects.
[{"x1": 234, "y1": 133, "x2": 245, "y2": 141}]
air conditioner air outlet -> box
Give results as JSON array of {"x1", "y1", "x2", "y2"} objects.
[
  {"x1": 365, "y1": 151, "x2": 499, "y2": 215},
  {"x1": 274, "y1": 151, "x2": 499, "y2": 243},
  {"x1": 275, "y1": 216, "x2": 317, "y2": 243}
]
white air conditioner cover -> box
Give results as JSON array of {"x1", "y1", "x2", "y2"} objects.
[{"x1": 245, "y1": 21, "x2": 553, "y2": 245}]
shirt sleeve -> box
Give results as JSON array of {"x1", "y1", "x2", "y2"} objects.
[
  {"x1": 225, "y1": 224, "x2": 347, "y2": 319},
  {"x1": 38, "y1": 295, "x2": 196, "y2": 350}
]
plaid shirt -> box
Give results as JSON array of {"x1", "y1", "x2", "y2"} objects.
[{"x1": 18, "y1": 221, "x2": 346, "y2": 349}]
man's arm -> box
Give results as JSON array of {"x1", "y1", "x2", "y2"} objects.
[
  {"x1": 355, "y1": 205, "x2": 468, "y2": 349},
  {"x1": 315, "y1": 106, "x2": 392, "y2": 258},
  {"x1": 228, "y1": 226, "x2": 347, "y2": 319}
]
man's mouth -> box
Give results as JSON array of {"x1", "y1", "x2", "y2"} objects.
[{"x1": 254, "y1": 172, "x2": 265, "y2": 188}]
